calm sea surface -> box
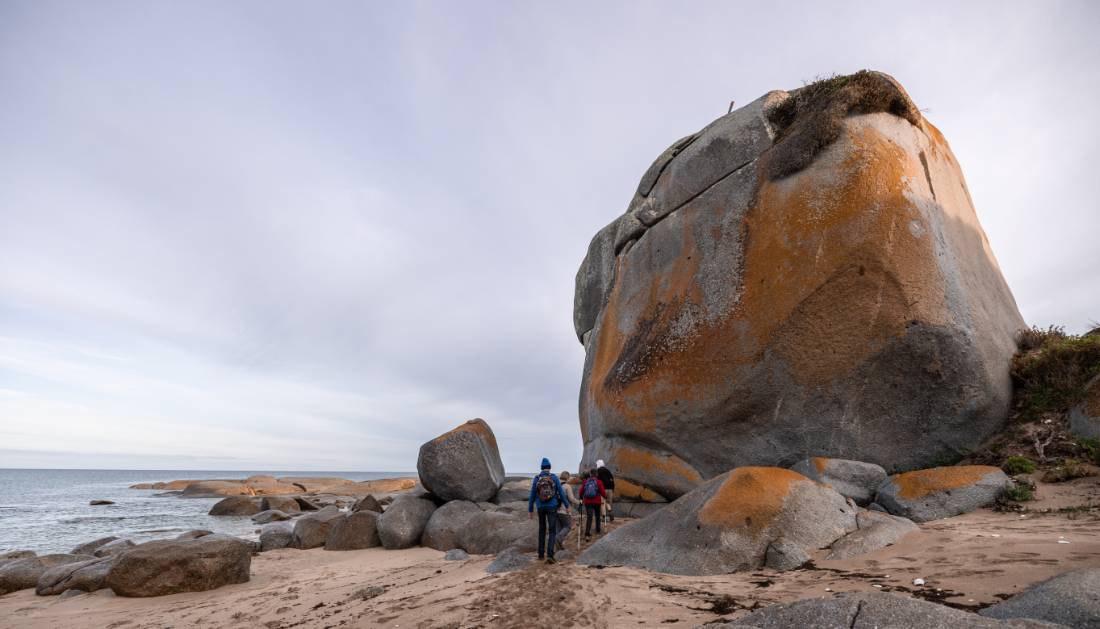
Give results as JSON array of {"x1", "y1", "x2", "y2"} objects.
[{"x1": 0, "y1": 469, "x2": 410, "y2": 554}]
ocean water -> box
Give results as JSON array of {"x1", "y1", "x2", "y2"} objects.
[{"x1": 0, "y1": 469, "x2": 410, "y2": 554}]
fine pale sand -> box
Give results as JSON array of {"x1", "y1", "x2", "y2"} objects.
[{"x1": 3, "y1": 476, "x2": 1098, "y2": 629}]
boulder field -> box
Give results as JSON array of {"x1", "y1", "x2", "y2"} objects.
[{"x1": 574, "y1": 70, "x2": 1025, "y2": 502}]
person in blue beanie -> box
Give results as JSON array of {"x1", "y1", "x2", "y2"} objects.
[{"x1": 528, "y1": 457, "x2": 569, "y2": 563}]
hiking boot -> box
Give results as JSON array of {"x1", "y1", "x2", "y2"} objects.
[{"x1": 546, "y1": 557, "x2": 557, "y2": 564}]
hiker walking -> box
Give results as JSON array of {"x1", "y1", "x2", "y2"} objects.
[
  {"x1": 555, "y1": 470, "x2": 577, "y2": 551},
  {"x1": 528, "y1": 457, "x2": 569, "y2": 563},
  {"x1": 596, "y1": 459, "x2": 615, "y2": 522},
  {"x1": 581, "y1": 468, "x2": 607, "y2": 539}
]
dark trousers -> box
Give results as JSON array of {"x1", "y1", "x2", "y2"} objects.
[
  {"x1": 537, "y1": 508, "x2": 558, "y2": 558},
  {"x1": 585, "y1": 504, "x2": 601, "y2": 536}
]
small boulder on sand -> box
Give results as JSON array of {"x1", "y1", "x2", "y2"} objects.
[
  {"x1": 459, "y1": 510, "x2": 538, "y2": 555},
  {"x1": 259, "y1": 522, "x2": 295, "y2": 552},
  {"x1": 578, "y1": 467, "x2": 857, "y2": 575},
  {"x1": 706, "y1": 591, "x2": 1063, "y2": 628},
  {"x1": 421, "y1": 500, "x2": 483, "y2": 551},
  {"x1": 789, "y1": 457, "x2": 887, "y2": 506},
  {"x1": 208, "y1": 496, "x2": 262, "y2": 516},
  {"x1": 36, "y1": 556, "x2": 117, "y2": 596},
  {"x1": 980, "y1": 568, "x2": 1100, "y2": 628},
  {"x1": 826, "y1": 509, "x2": 919, "y2": 560},
  {"x1": 105, "y1": 534, "x2": 251, "y2": 597},
  {"x1": 417, "y1": 418, "x2": 506, "y2": 502},
  {"x1": 485, "y1": 548, "x2": 532, "y2": 574},
  {"x1": 325, "y1": 511, "x2": 382, "y2": 551},
  {"x1": 874, "y1": 465, "x2": 1009, "y2": 522},
  {"x1": 0, "y1": 554, "x2": 94, "y2": 595},
  {"x1": 292, "y1": 506, "x2": 344, "y2": 549},
  {"x1": 444, "y1": 549, "x2": 469, "y2": 561},
  {"x1": 377, "y1": 495, "x2": 437, "y2": 549},
  {"x1": 89, "y1": 500, "x2": 114, "y2": 506}
]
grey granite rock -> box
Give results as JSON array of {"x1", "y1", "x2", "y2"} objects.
[
  {"x1": 106, "y1": 534, "x2": 251, "y2": 597},
  {"x1": 874, "y1": 466, "x2": 1009, "y2": 523},
  {"x1": 826, "y1": 509, "x2": 919, "y2": 560},
  {"x1": 980, "y1": 568, "x2": 1100, "y2": 628},
  {"x1": 292, "y1": 505, "x2": 344, "y2": 549},
  {"x1": 706, "y1": 591, "x2": 1067, "y2": 628},
  {"x1": 574, "y1": 73, "x2": 1024, "y2": 502},
  {"x1": 578, "y1": 467, "x2": 856, "y2": 575},
  {"x1": 790, "y1": 458, "x2": 887, "y2": 506},
  {"x1": 417, "y1": 419, "x2": 506, "y2": 503},
  {"x1": 259, "y1": 522, "x2": 295, "y2": 551},
  {"x1": 485, "y1": 548, "x2": 532, "y2": 574},
  {"x1": 325, "y1": 511, "x2": 382, "y2": 551},
  {"x1": 377, "y1": 495, "x2": 437, "y2": 549},
  {"x1": 421, "y1": 500, "x2": 483, "y2": 551}
]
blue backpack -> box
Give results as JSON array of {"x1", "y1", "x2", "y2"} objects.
[{"x1": 582, "y1": 477, "x2": 599, "y2": 500}]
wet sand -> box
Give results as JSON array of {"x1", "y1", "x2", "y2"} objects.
[{"x1": 3, "y1": 476, "x2": 1098, "y2": 628}]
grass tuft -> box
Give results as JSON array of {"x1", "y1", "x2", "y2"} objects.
[
  {"x1": 1002, "y1": 455, "x2": 1036, "y2": 475},
  {"x1": 764, "y1": 70, "x2": 921, "y2": 180}
]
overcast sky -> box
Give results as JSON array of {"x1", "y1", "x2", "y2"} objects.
[{"x1": 1, "y1": 1, "x2": 1097, "y2": 472}]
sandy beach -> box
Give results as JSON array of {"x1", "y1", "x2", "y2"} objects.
[{"x1": 4, "y1": 475, "x2": 1097, "y2": 629}]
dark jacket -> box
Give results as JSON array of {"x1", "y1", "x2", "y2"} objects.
[
  {"x1": 597, "y1": 466, "x2": 615, "y2": 491},
  {"x1": 580, "y1": 477, "x2": 607, "y2": 506},
  {"x1": 528, "y1": 471, "x2": 569, "y2": 512}
]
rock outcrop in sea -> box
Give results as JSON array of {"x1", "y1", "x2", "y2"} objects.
[{"x1": 573, "y1": 71, "x2": 1025, "y2": 503}]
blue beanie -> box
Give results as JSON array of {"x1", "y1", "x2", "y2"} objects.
[{"x1": 541, "y1": 457, "x2": 551, "y2": 469}]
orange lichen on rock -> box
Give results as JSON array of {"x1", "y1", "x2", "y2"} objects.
[
  {"x1": 697, "y1": 467, "x2": 805, "y2": 536},
  {"x1": 889, "y1": 465, "x2": 1001, "y2": 500},
  {"x1": 612, "y1": 445, "x2": 704, "y2": 492},
  {"x1": 431, "y1": 418, "x2": 499, "y2": 451},
  {"x1": 614, "y1": 479, "x2": 666, "y2": 503},
  {"x1": 812, "y1": 457, "x2": 830, "y2": 473}
]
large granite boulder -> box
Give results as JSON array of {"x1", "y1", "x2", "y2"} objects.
[
  {"x1": 208, "y1": 496, "x2": 262, "y2": 516},
  {"x1": 459, "y1": 510, "x2": 538, "y2": 555},
  {"x1": 574, "y1": 71, "x2": 1024, "y2": 501},
  {"x1": 0, "y1": 554, "x2": 93, "y2": 595},
  {"x1": 417, "y1": 419, "x2": 506, "y2": 503},
  {"x1": 292, "y1": 505, "x2": 344, "y2": 549},
  {"x1": 421, "y1": 500, "x2": 484, "y2": 551},
  {"x1": 578, "y1": 467, "x2": 856, "y2": 575},
  {"x1": 874, "y1": 465, "x2": 1009, "y2": 522},
  {"x1": 790, "y1": 458, "x2": 886, "y2": 506},
  {"x1": 259, "y1": 522, "x2": 295, "y2": 551},
  {"x1": 492, "y1": 479, "x2": 532, "y2": 504},
  {"x1": 105, "y1": 534, "x2": 251, "y2": 597},
  {"x1": 1069, "y1": 375, "x2": 1100, "y2": 440},
  {"x1": 707, "y1": 591, "x2": 1066, "y2": 628},
  {"x1": 980, "y1": 568, "x2": 1100, "y2": 628},
  {"x1": 826, "y1": 509, "x2": 919, "y2": 560},
  {"x1": 325, "y1": 511, "x2": 382, "y2": 551},
  {"x1": 377, "y1": 495, "x2": 437, "y2": 549},
  {"x1": 36, "y1": 556, "x2": 116, "y2": 596}
]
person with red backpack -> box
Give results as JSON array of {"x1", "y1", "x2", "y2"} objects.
[
  {"x1": 580, "y1": 468, "x2": 607, "y2": 539},
  {"x1": 528, "y1": 457, "x2": 570, "y2": 563}
]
